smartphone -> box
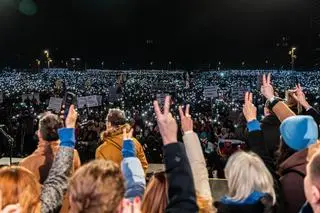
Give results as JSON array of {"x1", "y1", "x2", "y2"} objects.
[{"x1": 63, "y1": 92, "x2": 77, "y2": 118}]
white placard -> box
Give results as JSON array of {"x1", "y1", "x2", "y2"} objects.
[
  {"x1": 203, "y1": 86, "x2": 218, "y2": 98},
  {"x1": 77, "y1": 97, "x2": 87, "y2": 109},
  {"x1": 48, "y1": 97, "x2": 63, "y2": 112},
  {"x1": 86, "y1": 95, "x2": 99, "y2": 108}
]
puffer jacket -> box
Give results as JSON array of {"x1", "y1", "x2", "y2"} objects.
[{"x1": 96, "y1": 123, "x2": 148, "y2": 172}]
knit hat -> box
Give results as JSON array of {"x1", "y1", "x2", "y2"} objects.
[{"x1": 280, "y1": 116, "x2": 318, "y2": 151}]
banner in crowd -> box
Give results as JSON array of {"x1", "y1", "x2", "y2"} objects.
[
  {"x1": 22, "y1": 93, "x2": 40, "y2": 103},
  {"x1": 0, "y1": 92, "x2": 3, "y2": 104},
  {"x1": 203, "y1": 86, "x2": 219, "y2": 98},
  {"x1": 154, "y1": 82, "x2": 176, "y2": 93},
  {"x1": 77, "y1": 95, "x2": 103, "y2": 108},
  {"x1": 108, "y1": 87, "x2": 119, "y2": 102},
  {"x1": 48, "y1": 97, "x2": 63, "y2": 113},
  {"x1": 231, "y1": 88, "x2": 246, "y2": 100}
]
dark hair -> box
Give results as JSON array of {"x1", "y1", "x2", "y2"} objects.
[
  {"x1": 276, "y1": 137, "x2": 296, "y2": 172},
  {"x1": 39, "y1": 113, "x2": 64, "y2": 142},
  {"x1": 106, "y1": 108, "x2": 126, "y2": 127}
]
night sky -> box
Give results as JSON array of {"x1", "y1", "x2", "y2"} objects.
[{"x1": 0, "y1": 0, "x2": 317, "y2": 69}]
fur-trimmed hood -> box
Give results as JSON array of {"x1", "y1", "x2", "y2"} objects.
[{"x1": 100, "y1": 123, "x2": 131, "y2": 142}]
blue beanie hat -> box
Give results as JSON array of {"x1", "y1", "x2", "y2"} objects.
[{"x1": 280, "y1": 116, "x2": 318, "y2": 151}]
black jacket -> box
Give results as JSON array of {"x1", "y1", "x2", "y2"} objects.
[
  {"x1": 306, "y1": 108, "x2": 320, "y2": 126},
  {"x1": 247, "y1": 129, "x2": 284, "y2": 213},
  {"x1": 163, "y1": 142, "x2": 198, "y2": 213},
  {"x1": 260, "y1": 114, "x2": 281, "y2": 158}
]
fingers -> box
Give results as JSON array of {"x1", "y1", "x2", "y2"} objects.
[
  {"x1": 133, "y1": 197, "x2": 141, "y2": 213},
  {"x1": 244, "y1": 92, "x2": 248, "y2": 104},
  {"x1": 153, "y1": 100, "x2": 162, "y2": 118},
  {"x1": 123, "y1": 128, "x2": 127, "y2": 140},
  {"x1": 292, "y1": 93, "x2": 298, "y2": 101},
  {"x1": 262, "y1": 74, "x2": 266, "y2": 86},
  {"x1": 249, "y1": 92, "x2": 253, "y2": 103},
  {"x1": 178, "y1": 106, "x2": 184, "y2": 118},
  {"x1": 267, "y1": 73, "x2": 271, "y2": 85},
  {"x1": 163, "y1": 96, "x2": 171, "y2": 115},
  {"x1": 121, "y1": 199, "x2": 131, "y2": 213},
  {"x1": 185, "y1": 104, "x2": 190, "y2": 116},
  {"x1": 128, "y1": 129, "x2": 133, "y2": 139}
]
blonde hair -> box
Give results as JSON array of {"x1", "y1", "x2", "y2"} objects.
[
  {"x1": 141, "y1": 172, "x2": 168, "y2": 213},
  {"x1": 0, "y1": 166, "x2": 41, "y2": 213},
  {"x1": 68, "y1": 160, "x2": 124, "y2": 213},
  {"x1": 225, "y1": 151, "x2": 276, "y2": 204}
]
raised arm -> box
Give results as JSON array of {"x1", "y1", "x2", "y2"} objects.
[
  {"x1": 243, "y1": 92, "x2": 275, "y2": 172},
  {"x1": 121, "y1": 128, "x2": 146, "y2": 199},
  {"x1": 153, "y1": 96, "x2": 198, "y2": 213},
  {"x1": 261, "y1": 73, "x2": 296, "y2": 122},
  {"x1": 179, "y1": 104, "x2": 212, "y2": 199},
  {"x1": 291, "y1": 84, "x2": 320, "y2": 125},
  {"x1": 40, "y1": 105, "x2": 77, "y2": 213}
]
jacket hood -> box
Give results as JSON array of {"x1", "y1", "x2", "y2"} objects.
[
  {"x1": 100, "y1": 123, "x2": 131, "y2": 141},
  {"x1": 279, "y1": 149, "x2": 307, "y2": 175}
]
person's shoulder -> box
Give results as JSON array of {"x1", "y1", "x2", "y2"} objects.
[
  {"x1": 19, "y1": 154, "x2": 38, "y2": 167},
  {"x1": 132, "y1": 137, "x2": 142, "y2": 146}
]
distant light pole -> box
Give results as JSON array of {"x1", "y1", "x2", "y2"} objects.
[
  {"x1": 44, "y1": 50, "x2": 50, "y2": 69},
  {"x1": 289, "y1": 47, "x2": 297, "y2": 71}
]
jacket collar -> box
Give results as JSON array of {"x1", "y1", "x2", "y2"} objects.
[
  {"x1": 220, "y1": 191, "x2": 266, "y2": 205},
  {"x1": 101, "y1": 123, "x2": 131, "y2": 141}
]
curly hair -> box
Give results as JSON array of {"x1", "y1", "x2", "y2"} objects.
[{"x1": 68, "y1": 160, "x2": 125, "y2": 213}]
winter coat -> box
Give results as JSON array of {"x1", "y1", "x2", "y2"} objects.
[
  {"x1": 96, "y1": 123, "x2": 148, "y2": 172},
  {"x1": 278, "y1": 149, "x2": 308, "y2": 213}
]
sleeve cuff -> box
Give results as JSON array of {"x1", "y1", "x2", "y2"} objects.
[
  {"x1": 122, "y1": 139, "x2": 136, "y2": 158},
  {"x1": 184, "y1": 131, "x2": 194, "y2": 135},
  {"x1": 247, "y1": 120, "x2": 261, "y2": 132},
  {"x1": 58, "y1": 128, "x2": 76, "y2": 148}
]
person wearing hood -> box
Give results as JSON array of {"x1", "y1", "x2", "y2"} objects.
[
  {"x1": 277, "y1": 116, "x2": 318, "y2": 213},
  {"x1": 260, "y1": 74, "x2": 319, "y2": 213},
  {"x1": 96, "y1": 108, "x2": 148, "y2": 173}
]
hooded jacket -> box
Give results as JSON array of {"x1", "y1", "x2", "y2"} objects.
[
  {"x1": 96, "y1": 123, "x2": 148, "y2": 172},
  {"x1": 278, "y1": 149, "x2": 307, "y2": 213}
]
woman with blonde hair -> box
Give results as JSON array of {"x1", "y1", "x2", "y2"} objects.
[{"x1": 214, "y1": 151, "x2": 276, "y2": 213}]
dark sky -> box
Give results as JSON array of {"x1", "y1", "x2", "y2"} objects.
[{"x1": 0, "y1": 0, "x2": 317, "y2": 69}]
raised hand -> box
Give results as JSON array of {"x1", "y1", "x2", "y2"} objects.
[
  {"x1": 123, "y1": 128, "x2": 133, "y2": 141},
  {"x1": 243, "y1": 92, "x2": 257, "y2": 122},
  {"x1": 178, "y1": 104, "x2": 193, "y2": 133},
  {"x1": 121, "y1": 197, "x2": 141, "y2": 213},
  {"x1": 65, "y1": 105, "x2": 78, "y2": 128},
  {"x1": 261, "y1": 73, "x2": 274, "y2": 100},
  {"x1": 291, "y1": 84, "x2": 311, "y2": 109},
  {"x1": 153, "y1": 96, "x2": 178, "y2": 145}
]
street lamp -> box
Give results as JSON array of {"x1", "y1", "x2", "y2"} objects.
[
  {"x1": 289, "y1": 47, "x2": 297, "y2": 71},
  {"x1": 44, "y1": 50, "x2": 50, "y2": 69}
]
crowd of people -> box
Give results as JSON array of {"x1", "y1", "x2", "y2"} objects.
[{"x1": 0, "y1": 70, "x2": 320, "y2": 212}]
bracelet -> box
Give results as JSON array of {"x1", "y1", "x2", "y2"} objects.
[{"x1": 267, "y1": 97, "x2": 282, "y2": 110}]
